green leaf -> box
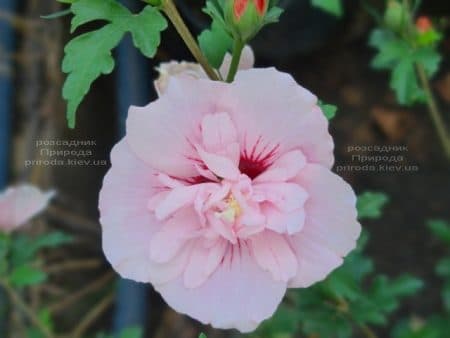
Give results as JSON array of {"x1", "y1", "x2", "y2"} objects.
[
  {"x1": 368, "y1": 275, "x2": 423, "y2": 316},
  {"x1": 253, "y1": 305, "x2": 299, "y2": 338},
  {"x1": 95, "y1": 326, "x2": 143, "y2": 338},
  {"x1": 63, "y1": 26, "x2": 124, "y2": 128},
  {"x1": 203, "y1": 0, "x2": 227, "y2": 28},
  {"x1": 26, "y1": 310, "x2": 53, "y2": 338},
  {"x1": 318, "y1": 100, "x2": 338, "y2": 120},
  {"x1": 119, "y1": 327, "x2": 143, "y2": 338},
  {"x1": 369, "y1": 29, "x2": 410, "y2": 70},
  {"x1": 63, "y1": 0, "x2": 167, "y2": 128},
  {"x1": 198, "y1": 333, "x2": 207, "y2": 338},
  {"x1": 356, "y1": 191, "x2": 389, "y2": 220},
  {"x1": 9, "y1": 265, "x2": 47, "y2": 287},
  {"x1": 414, "y1": 47, "x2": 442, "y2": 77},
  {"x1": 263, "y1": 6, "x2": 284, "y2": 25},
  {"x1": 128, "y1": 7, "x2": 167, "y2": 58},
  {"x1": 388, "y1": 275, "x2": 424, "y2": 297},
  {"x1": 33, "y1": 231, "x2": 73, "y2": 249},
  {"x1": 70, "y1": 0, "x2": 128, "y2": 32},
  {"x1": 435, "y1": 257, "x2": 450, "y2": 277},
  {"x1": 369, "y1": 28, "x2": 442, "y2": 106},
  {"x1": 0, "y1": 233, "x2": 10, "y2": 259},
  {"x1": 199, "y1": 21, "x2": 233, "y2": 69},
  {"x1": 392, "y1": 318, "x2": 444, "y2": 338},
  {"x1": 428, "y1": 219, "x2": 450, "y2": 245},
  {"x1": 9, "y1": 232, "x2": 72, "y2": 268},
  {"x1": 390, "y1": 57, "x2": 424, "y2": 105},
  {"x1": 311, "y1": 0, "x2": 343, "y2": 17}
]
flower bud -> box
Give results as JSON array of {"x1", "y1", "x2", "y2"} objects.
[
  {"x1": 224, "y1": 0, "x2": 269, "y2": 41},
  {"x1": 415, "y1": 16, "x2": 432, "y2": 34},
  {"x1": 415, "y1": 16, "x2": 441, "y2": 46},
  {"x1": 383, "y1": 0, "x2": 409, "y2": 33}
]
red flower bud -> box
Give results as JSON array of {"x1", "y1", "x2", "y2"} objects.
[
  {"x1": 416, "y1": 16, "x2": 433, "y2": 33},
  {"x1": 234, "y1": 0, "x2": 267, "y2": 19},
  {"x1": 225, "y1": 0, "x2": 269, "y2": 41}
]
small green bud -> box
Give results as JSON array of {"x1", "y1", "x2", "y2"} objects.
[{"x1": 384, "y1": 0, "x2": 409, "y2": 33}]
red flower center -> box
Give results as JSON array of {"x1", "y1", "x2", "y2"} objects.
[{"x1": 239, "y1": 140, "x2": 279, "y2": 179}]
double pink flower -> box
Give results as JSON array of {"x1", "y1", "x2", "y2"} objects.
[{"x1": 99, "y1": 65, "x2": 360, "y2": 331}]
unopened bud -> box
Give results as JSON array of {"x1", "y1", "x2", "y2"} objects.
[{"x1": 224, "y1": 0, "x2": 269, "y2": 41}]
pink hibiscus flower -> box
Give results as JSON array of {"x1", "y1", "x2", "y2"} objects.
[
  {"x1": 99, "y1": 67, "x2": 361, "y2": 332},
  {"x1": 0, "y1": 185, "x2": 55, "y2": 233}
]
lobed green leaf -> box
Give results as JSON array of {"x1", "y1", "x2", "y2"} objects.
[
  {"x1": 62, "y1": 0, "x2": 167, "y2": 128},
  {"x1": 199, "y1": 21, "x2": 233, "y2": 69}
]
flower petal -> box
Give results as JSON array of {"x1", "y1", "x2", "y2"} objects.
[
  {"x1": 288, "y1": 234, "x2": 343, "y2": 288},
  {"x1": 153, "y1": 185, "x2": 200, "y2": 221},
  {"x1": 155, "y1": 242, "x2": 286, "y2": 332},
  {"x1": 294, "y1": 164, "x2": 361, "y2": 256},
  {"x1": 127, "y1": 77, "x2": 229, "y2": 178},
  {"x1": 251, "y1": 231, "x2": 298, "y2": 282},
  {"x1": 0, "y1": 185, "x2": 54, "y2": 232},
  {"x1": 264, "y1": 205, "x2": 306, "y2": 235},
  {"x1": 223, "y1": 68, "x2": 334, "y2": 168},
  {"x1": 196, "y1": 146, "x2": 240, "y2": 181},
  {"x1": 201, "y1": 113, "x2": 238, "y2": 153},
  {"x1": 154, "y1": 61, "x2": 205, "y2": 96},
  {"x1": 100, "y1": 140, "x2": 194, "y2": 284},
  {"x1": 183, "y1": 238, "x2": 228, "y2": 288},
  {"x1": 253, "y1": 182, "x2": 308, "y2": 212},
  {"x1": 254, "y1": 150, "x2": 306, "y2": 183},
  {"x1": 149, "y1": 212, "x2": 201, "y2": 264},
  {"x1": 220, "y1": 45, "x2": 255, "y2": 78}
]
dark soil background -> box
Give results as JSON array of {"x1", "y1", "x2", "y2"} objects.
[{"x1": 4, "y1": 0, "x2": 450, "y2": 337}]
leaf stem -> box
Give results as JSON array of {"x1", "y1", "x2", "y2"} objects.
[
  {"x1": 226, "y1": 39, "x2": 245, "y2": 83},
  {"x1": 416, "y1": 63, "x2": 450, "y2": 160},
  {"x1": 160, "y1": 0, "x2": 219, "y2": 81},
  {"x1": 0, "y1": 280, "x2": 55, "y2": 338}
]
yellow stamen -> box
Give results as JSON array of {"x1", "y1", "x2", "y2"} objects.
[{"x1": 216, "y1": 194, "x2": 242, "y2": 222}]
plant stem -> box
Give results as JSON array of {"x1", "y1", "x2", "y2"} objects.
[
  {"x1": 335, "y1": 298, "x2": 379, "y2": 338},
  {"x1": 44, "y1": 258, "x2": 102, "y2": 274},
  {"x1": 416, "y1": 63, "x2": 450, "y2": 160},
  {"x1": 400, "y1": 0, "x2": 450, "y2": 160},
  {"x1": 359, "y1": 324, "x2": 379, "y2": 338},
  {"x1": 226, "y1": 39, "x2": 245, "y2": 83},
  {"x1": 160, "y1": 0, "x2": 219, "y2": 81},
  {"x1": 71, "y1": 292, "x2": 114, "y2": 338},
  {"x1": 48, "y1": 271, "x2": 114, "y2": 314},
  {"x1": 0, "y1": 280, "x2": 54, "y2": 338}
]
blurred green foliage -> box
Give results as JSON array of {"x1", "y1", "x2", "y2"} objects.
[
  {"x1": 389, "y1": 220, "x2": 450, "y2": 338},
  {"x1": 0, "y1": 231, "x2": 72, "y2": 287},
  {"x1": 95, "y1": 326, "x2": 143, "y2": 338},
  {"x1": 311, "y1": 0, "x2": 343, "y2": 17},
  {"x1": 369, "y1": 0, "x2": 442, "y2": 106}
]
